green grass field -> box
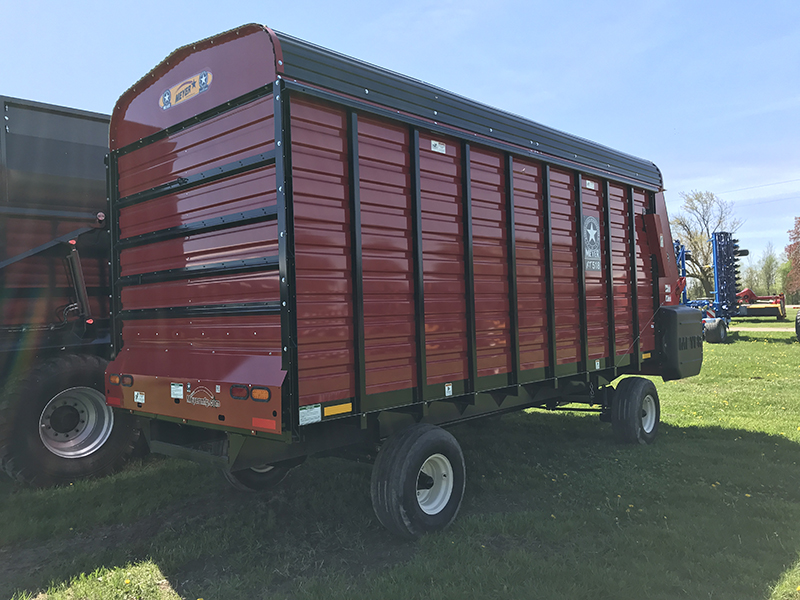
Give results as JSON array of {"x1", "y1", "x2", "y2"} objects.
[{"x1": 2, "y1": 325, "x2": 800, "y2": 600}]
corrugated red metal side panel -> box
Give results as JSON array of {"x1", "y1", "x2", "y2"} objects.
[
  {"x1": 581, "y1": 177, "x2": 610, "y2": 360},
  {"x1": 116, "y1": 92, "x2": 281, "y2": 356},
  {"x1": 290, "y1": 97, "x2": 355, "y2": 406},
  {"x1": 120, "y1": 223, "x2": 278, "y2": 275},
  {"x1": 608, "y1": 184, "x2": 634, "y2": 356},
  {"x1": 512, "y1": 158, "x2": 549, "y2": 373},
  {"x1": 122, "y1": 316, "x2": 281, "y2": 353},
  {"x1": 117, "y1": 99, "x2": 275, "y2": 199},
  {"x1": 121, "y1": 272, "x2": 279, "y2": 311},
  {"x1": 418, "y1": 133, "x2": 467, "y2": 386},
  {"x1": 634, "y1": 189, "x2": 656, "y2": 352},
  {"x1": 470, "y1": 148, "x2": 511, "y2": 378},
  {"x1": 120, "y1": 167, "x2": 276, "y2": 238},
  {"x1": 549, "y1": 168, "x2": 580, "y2": 365},
  {"x1": 358, "y1": 115, "x2": 417, "y2": 396}
]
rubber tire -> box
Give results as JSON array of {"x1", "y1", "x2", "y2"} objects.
[
  {"x1": 611, "y1": 377, "x2": 660, "y2": 445},
  {"x1": 795, "y1": 310, "x2": 800, "y2": 341},
  {"x1": 0, "y1": 354, "x2": 140, "y2": 487},
  {"x1": 704, "y1": 319, "x2": 727, "y2": 344},
  {"x1": 221, "y1": 457, "x2": 305, "y2": 492},
  {"x1": 370, "y1": 423, "x2": 465, "y2": 539}
]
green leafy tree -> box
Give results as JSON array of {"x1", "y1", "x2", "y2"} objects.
[
  {"x1": 759, "y1": 243, "x2": 779, "y2": 294},
  {"x1": 670, "y1": 191, "x2": 741, "y2": 296},
  {"x1": 785, "y1": 217, "x2": 800, "y2": 298}
]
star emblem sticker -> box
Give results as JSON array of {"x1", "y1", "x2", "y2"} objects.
[{"x1": 586, "y1": 222, "x2": 599, "y2": 244}]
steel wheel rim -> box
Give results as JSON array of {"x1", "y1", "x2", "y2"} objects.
[
  {"x1": 39, "y1": 386, "x2": 114, "y2": 459},
  {"x1": 641, "y1": 394, "x2": 657, "y2": 434},
  {"x1": 250, "y1": 465, "x2": 275, "y2": 474},
  {"x1": 416, "y1": 453, "x2": 454, "y2": 515}
]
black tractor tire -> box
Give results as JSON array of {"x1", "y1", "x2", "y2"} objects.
[
  {"x1": 611, "y1": 377, "x2": 660, "y2": 445},
  {"x1": 704, "y1": 318, "x2": 727, "y2": 344},
  {"x1": 795, "y1": 310, "x2": 799, "y2": 341},
  {"x1": 370, "y1": 423, "x2": 465, "y2": 539},
  {"x1": 0, "y1": 354, "x2": 140, "y2": 487},
  {"x1": 221, "y1": 457, "x2": 305, "y2": 492}
]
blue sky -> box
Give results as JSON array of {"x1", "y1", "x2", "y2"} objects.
[{"x1": 3, "y1": 0, "x2": 798, "y2": 261}]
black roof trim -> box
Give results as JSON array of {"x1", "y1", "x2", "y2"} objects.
[{"x1": 274, "y1": 31, "x2": 662, "y2": 190}]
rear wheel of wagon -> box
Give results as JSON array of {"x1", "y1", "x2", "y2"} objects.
[
  {"x1": 0, "y1": 355, "x2": 140, "y2": 487},
  {"x1": 370, "y1": 423, "x2": 465, "y2": 539},
  {"x1": 221, "y1": 457, "x2": 305, "y2": 492},
  {"x1": 612, "y1": 377, "x2": 660, "y2": 445},
  {"x1": 704, "y1": 318, "x2": 727, "y2": 343},
  {"x1": 795, "y1": 310, "x2": 799, "y2": 340}
]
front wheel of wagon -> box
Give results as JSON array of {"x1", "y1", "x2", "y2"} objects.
[
  {"x1": 370, "y1": 423, "x2": 465, "y2": 539},
  {"x1": 612, "y1": 377, "x2": 660, "y2": 445}
]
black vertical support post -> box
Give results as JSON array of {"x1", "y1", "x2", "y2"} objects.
[
  {"x1": 648, "y1": 191, "x2": 661, "y2": 313},
  {"x1": 542, "y1": 164, "x2": 558, "y2": 382},
  {"x1": 462, "y1": 142, "x2": 478, "y2": 392},
  {"x1": 347, "y1": 111, "x2": 366, "y2": 408},
  {"x1": 627, "y1": 185, "x2": 640, "y2": 370},
  {"x1": 275, "y1": 82, "x2": 299, "y2": 433},
  {"x1": 574, "y1": 172, "x2": 589, "y2": 378},
  {"x1": 410, "y1": 128, "x2": 427, "y2": 402},
  {"x1": 505, "y1": 154, "x2": 520, "y2": 385},
  {"x1": 0, "y1": 106, "x2": 7, "y2": 290},
  {"x1": 602, "y1": 180, "x2": 617, "y2": 374},
  {"x1": 107, "y1": 152, "x2": 122, "y2": 358}
]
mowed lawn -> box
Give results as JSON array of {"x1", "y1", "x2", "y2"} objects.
[{"x1": 2, "y1": 320, "x2": 800, "y2": 600}]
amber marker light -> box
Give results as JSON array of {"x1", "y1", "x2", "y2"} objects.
[
  {"x1": 251, "y1": 387, "x2": 271, "y2": 402},
  {"x1": 109, "y1": 374, "x2": 121, "y2": 385}
]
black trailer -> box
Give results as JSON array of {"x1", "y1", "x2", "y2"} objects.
[{"x1": 0, "y1": 95, "x2": 139, "y2": 486}]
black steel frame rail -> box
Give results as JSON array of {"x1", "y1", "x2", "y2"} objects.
[
  {"x1": 542, "y1": 165, "x2": 558, "y2": 380},
  {"x1": 117, "y1": 256, "x2": 279, "y2": 287},
  {"x1": 574, "y1": 173, "x2": 589, "y2": 376},
  {"x1": 410, "y1": 128, "x2": 428, "y2": 403},
  {"x1": 108, "y1": 153, "x2": 123, "y2": 356},
  {"x1": 602, "y1": 181, "x2": 617, "y2": 372},
  {"x1": 115, "y1": 205, "x2": 279, "y2": 250},
  {"x1": 275, "y1": 82, "x2": 301, "y2": 437},
  {"x1": 347, "y1": 110, "x2": 367, "y2": 408},
  {"x1": 505, "y1": 154, "x2": 520, "y2": 384},
  {"x1": 119, "y1": 301, "x2": 281, "y2": 320},
  {"x1": 462, "y1": 142, "x2": 478, "y2": 392},
  {"x1": 627, "y1": 185, "x2": 641, "y2": 370},
  {"x1": 116, "y1": 150, "x2": 276, "y2": 210}
]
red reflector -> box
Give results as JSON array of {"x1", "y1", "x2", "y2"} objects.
[
  {"x1": 68, "y1": 239, "x2": 77, "y2": 245},
  {"x1": 86, "y1": 319, "x2": 94, "y2": 325},
  {"x1": 106, "y1": 396, "x2": 122, "y2": 408},
  {"x1": 230, "y1": 385, "x2": 249, "y2": 400},
  {"x1": 252, "y1": 417, "x2": 276, "y2": 431}
]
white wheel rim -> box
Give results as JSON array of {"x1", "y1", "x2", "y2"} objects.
[
  {"x1": 39, "y1": 386, "x2": 114, "y2": 459},
  {"x1": 250, "y1": 465, "x2": 275, "y2": 474},
  {"x1": 641, "y1": 394, "x2": 657, "y2": 434},
  {"x1": 416, "y1": 453, "x2": 454, "y2": 515}
]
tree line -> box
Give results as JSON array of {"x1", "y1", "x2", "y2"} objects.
[{"x1": 670, "y1": 191, "x2": 800, "y2": 304}]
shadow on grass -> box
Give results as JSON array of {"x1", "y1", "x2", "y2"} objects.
[{"x1": 3, "y1": 410, "x2": 800, "y2": 599}]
